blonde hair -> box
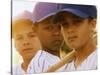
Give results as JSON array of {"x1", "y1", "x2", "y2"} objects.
[{"x1": 12, "y1": 19, "x2": 33, "y2": 38}]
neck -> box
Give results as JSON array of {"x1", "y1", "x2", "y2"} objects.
[
  {"x1": 22, "y1": 58, "x2": 31, "y2": 72},
  {"x1": 75, "y1": 39, "x2": 96, "y2": 67},
  {"x1": 43, "y1": 48, "x2": 60, "y2": 57}
]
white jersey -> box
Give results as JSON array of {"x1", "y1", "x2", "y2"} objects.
[
  {"x1": 13, "y1": 63, "x2": 26, "y2": 75},
  {"x1": 63, "y1": 49, "x2": 97, "y2": 71},
  {"x1": 27, "y1": 50, "x2": 60, "y2": 74}
]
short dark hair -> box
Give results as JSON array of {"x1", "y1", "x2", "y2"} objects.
[{"x1": 52, "y1": 11, "x2": 96, "y2": 25}]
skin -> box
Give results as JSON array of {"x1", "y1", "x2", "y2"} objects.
[
  {"x1": 56, "y1": 12, "x2": 96, "y2": 67},
  {"x1": 12, "y1": 19, "x2": 41, "y2": 72},
  {"x1": 34, "y1": 16, "x2": 64, "y2": 57}
]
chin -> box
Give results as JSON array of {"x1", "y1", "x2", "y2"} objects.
[
  {"x1": 26, "y1": 56, "x2": 33, "y2": 60},
  {"x1": 24, "y1": 53, "x2": 33, "y2": 57},
  {"x1": 68, "y1": 43, "x2": 78, "y2": 49}
]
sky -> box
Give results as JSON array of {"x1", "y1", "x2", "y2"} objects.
[{"x1": 12, "y1": 0, "x2": 36, "y2": 17}]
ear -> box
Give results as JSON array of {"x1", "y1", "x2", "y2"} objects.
[
  {"x1": 89, "y1": 19, "x2": 96, "y2": 28},
  {"x1": 88, "y1": 19, "x2": 96, "y2": 34},
  {"x1": 89, "y1": 19, "x2": 97, "y2": 38}
]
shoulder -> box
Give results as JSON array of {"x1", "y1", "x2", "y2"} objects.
[
  {"x1": 81, "y1": 50, "x2": 97, "y2": 70},
  {"x1": 27, "y1": 50, "x2": 49, "y2": 73},
  {"x1": 13, "y1": 63, "x2": 24, "y2": 75},
  {"x1": 27, "y1": 50, "x2": 60, "y2": 73},
  {"x1": 13, "y1": 64, "x2": 21, "y2": 71},
  {"x1": 87, "y1": 50, "x2": 97, "y2": 62},
  {"x1": 44, "y1": 51, "x2": 60, "y2": 63}
]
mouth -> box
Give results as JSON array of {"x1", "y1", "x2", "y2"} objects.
[
  {"x1": 68, "y1": 36, "x2": 78, "y2": 42},
  {"x1": 54, "y1": 39, "x2": 62, "y2": 43},
  {"x1": 23, "y1": 48, "x2": 33, "y2": 52},
  {"x1": 52, "y1": 40, "x2": 63, "y2": 47}
]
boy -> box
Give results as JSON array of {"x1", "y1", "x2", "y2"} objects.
[
  {"x1": 12, "y1": 11, "x2": 41, "y2": 74},
  {"x1": 53, "y1": 4, "x2": 97, "y2": 71}
]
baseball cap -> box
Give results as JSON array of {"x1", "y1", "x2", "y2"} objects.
[
  {"x1": 32, "y1": 2, "x2": 97, "y2": 23},
  {"x1": 57, "y1": 3, "x2": 97, "y2": 19},
  {"x1": 32, "y1": 2, "x2": 59, "y2": 22}
]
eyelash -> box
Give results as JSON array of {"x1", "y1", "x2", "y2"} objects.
[
  {"x1": 16, "y1": 37, "x2": 23, "y2": 40},
  {"x1": 15, "y1": 34, "x2": 35, "y2": 40},
  {"x1": 28, "y1": 34, "x2": 35, "y2": 38},
  {"x1": 45, "y1": 26, "x2": 53, "y2": 30}
]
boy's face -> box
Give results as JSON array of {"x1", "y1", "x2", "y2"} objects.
[
  {"x1": 35, "y1": 16, "x2": 63, "y2": 52},
  {"x1": 60, "y1": 12, "x2": 95, "y2": 50},
  {"x1": 13, "y1": 20, "x2": 41, "y2": 60}
]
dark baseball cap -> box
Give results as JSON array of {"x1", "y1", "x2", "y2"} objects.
[{"x1": 57, "y1": 3, "x2": 97, "y2": 19}]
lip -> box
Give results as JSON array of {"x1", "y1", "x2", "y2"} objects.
[
  {"x1": 68, "y1": 36, "x2": 78, "y2": 41},
  {"x1": 22, "y1": 48, "x2": 33, "y2": 52},
  {"x1": 54, "y1": 39, "x2": 62, "y2": 43}
]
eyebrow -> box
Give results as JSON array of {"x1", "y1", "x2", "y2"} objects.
[
  {"x1": 16, "y1": 32, "x2": 35, "y2": 37},
  {"x1": 14, "y1": 34, "x2": 23, "y2": 40},
  {"x1": 27, "y1": 31, "x2": 35, "y2": 35},
  {"x1": 15, "y1": 34, "x2": 22, "y2": 37}
]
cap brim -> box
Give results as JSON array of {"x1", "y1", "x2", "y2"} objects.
[
  {"x1": 37, "y1": 12, "x2": 56, "y2": 22},
  {"x1": 58, "y1": 8, "x2": 89, "y2": 18}
]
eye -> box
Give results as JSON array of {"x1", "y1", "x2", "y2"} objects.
[
  {"x1": 73, "y1": 19, "x2": 83, "y2": 25},
  {"x1": 15, "y1": 36, "x2": 23, "y2": 40},
  {"x1": 61, "y1": 22, "x2": 69, "y2": 28},
  {"x1": 44, "y1": 26, "x2": 53, "y2": 30},
  {"x1": 28, "y1": 33, "x2": 36, "y2": 38}
]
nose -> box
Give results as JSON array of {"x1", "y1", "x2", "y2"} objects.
[
  {"x1": 23, "y1": 37, "x2": 30, "y2": 46},
  {"x1": 53, "y1": 30, "x2": 61, "y2": 36},
  {"x1": 23, "y1": 41, "x2": 30, "y2": 46},
  {"x1": 66, "y1": 25, "x2": 75, "y2": 34},
  {"x1": 53, "y1": 26, "x2": 61, "y2": 36}
]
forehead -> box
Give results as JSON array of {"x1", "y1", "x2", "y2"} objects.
[
  {"x1": 12, "y1": 19, "x2": 33, "y2": 34},
  {"x1": 37, "y1": 16, "x2": 62, "y2": 28},
  {"x1": 53, "y1": 11, "x2": 84, "y2": 24},
  {"x1": 61, "y1": 12, "x2": 80, "y2": 19},
  {"x1": 38, "y1": 15, "x2": 54, "y2": 25}
]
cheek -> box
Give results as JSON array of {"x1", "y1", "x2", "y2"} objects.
[
  {"x1": 39, "y1": 31, "x2": 51, "y2": 41},
  {"x1": 31, "y1": 37, "x2": 41, "y2": 49},
  {"x1": 36, "y1": 28, "x2": 51, "y2": 45},
  {"x1": 61, "y1": 28, "x2": 68, "y2": 43},
  {"x1": 15, "y1": 41, "x2": 23, "y2": 54},
  {"x1": 78, "y1": 25, "x2": 91, "y2": 43}
]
